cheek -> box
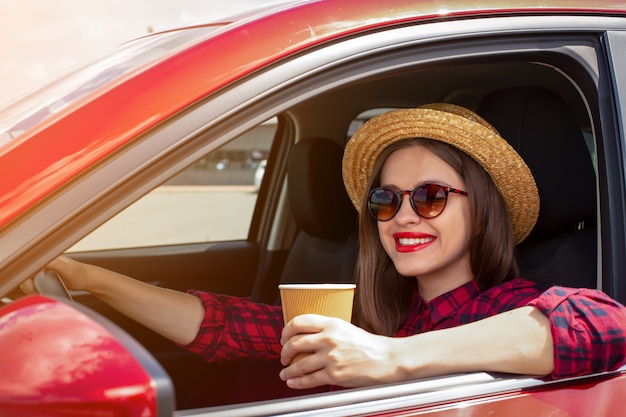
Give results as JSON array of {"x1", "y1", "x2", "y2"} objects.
[
  {"x1": 376, "y1": 222, "x2": 394, "y2": 253},
  {"x1": 453, "y1": 203, "x2": 473, "y2": 246}
]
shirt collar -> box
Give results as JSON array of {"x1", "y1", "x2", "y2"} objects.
[{"x1": 424, "y1": 280, "x2": 481, "y2": 326}]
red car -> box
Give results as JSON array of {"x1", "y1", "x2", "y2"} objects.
[{"x1": 1, "y1": 0, "x2": 626, "y2": 415}]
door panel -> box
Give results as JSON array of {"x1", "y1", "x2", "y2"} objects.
[{"x1": 67, "y1": 241, "x2": 260, "y2": 408}]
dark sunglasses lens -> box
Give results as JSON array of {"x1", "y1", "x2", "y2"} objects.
[
  {"x1": 368, "y1": 188, "x2": 398, "y2": 220},
  {"x1": 412, "y1": 184, "x2": 447, "y2": 218}
]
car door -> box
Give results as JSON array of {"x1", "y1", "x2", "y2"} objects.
[
  {"x1": 4, "y1": 7, "x2": 626, "y2": 417},
  {"x1": 167, "y1": 15, "x2": 626, "y2": 415}
]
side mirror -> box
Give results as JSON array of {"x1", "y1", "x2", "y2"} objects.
[{"x1": 0, "y1": 295, "x2": 175, "y2": 416}]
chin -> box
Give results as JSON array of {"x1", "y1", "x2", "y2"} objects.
[{"x1": 391, "y1": 263, "x2": 424, "y2": 279}]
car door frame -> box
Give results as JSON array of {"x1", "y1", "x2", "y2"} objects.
[
  {"x1": 598, "y1": 30, "x2": 626, "y2": 303},
  {"x1": 172, "y1": 16, "x2": 626, "y2": 416},
  {"x1": 4, "y1": 12, "x2": 626, "y2": 416}
]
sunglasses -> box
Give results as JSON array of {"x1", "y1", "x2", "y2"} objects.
[{"x1": 367, "y1": 183, "x2": 468, "y2": 221}]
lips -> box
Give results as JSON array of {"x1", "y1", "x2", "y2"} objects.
[{"x1": 393, "y1": 232, "x2": 435, "y2": 252}]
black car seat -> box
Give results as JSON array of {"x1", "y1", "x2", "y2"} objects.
[
  {"x1": 477, "y1": 86, "x2": 597, "y2": 289},
  {"x1": 222, "y1": 137, "x2": 358, "y2": 405},
  {"x1": 252, "y1": 136, "x2": 358, "y2": 305},
  {"x1": 280, "y1": 136, "x2": 358, "y2": 287},
  {"x1": 184, "y1": 137, "x2": 358, "y2": 407}
]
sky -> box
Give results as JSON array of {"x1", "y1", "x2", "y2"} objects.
[{"x1": 0, "y1": 0, "x2": 289, "y2": 105}]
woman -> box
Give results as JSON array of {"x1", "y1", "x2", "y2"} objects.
[
  {"x1": 280, "y1": 104, "x2": 626, "y2": 388},
  {"x1": 22, "y1": 103, "x2": 626, "y2": 390}
]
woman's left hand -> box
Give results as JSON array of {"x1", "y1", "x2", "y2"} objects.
[{"x1": 279, "y1": 314, "x2": 397, "y2": 389}]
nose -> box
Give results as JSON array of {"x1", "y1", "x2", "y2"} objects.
[{"x1": 394, "y1": 192, "x2": 421, "y2": 224}]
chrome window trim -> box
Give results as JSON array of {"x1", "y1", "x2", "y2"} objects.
[{"x1": 179, "y1": 369, "x2": 626, "y2": 417}]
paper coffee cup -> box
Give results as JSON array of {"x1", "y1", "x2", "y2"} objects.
[{"x1": 279, "y1": 283, "x2": 356, "y2": 363}]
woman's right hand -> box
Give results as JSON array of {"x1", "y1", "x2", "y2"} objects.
[
  {"x1": 21, "y1": 255, "x2": 205, "y2": 345},
  {"x1": 21, "y1": 255, "x2": 89, "y2": 295}
]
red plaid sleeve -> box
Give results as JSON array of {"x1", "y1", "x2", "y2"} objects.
[
  {"x1": 528, "y1": 287, "x2": 626, "y2": 378},
  {"x1": 178, "y1": 290, "x2": 284, "y2": 362}
]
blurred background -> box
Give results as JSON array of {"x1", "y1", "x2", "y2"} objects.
[
  {"x1": 0, "y1": 0, "x2": 287, "y2": 105},
  {"x1": 0, "y1": 0, "x2": 294, "y2": 249}
]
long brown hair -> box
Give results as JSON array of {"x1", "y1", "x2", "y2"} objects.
[{"x1": 353, "y1": 138, "x2": 518, "y2": 336}]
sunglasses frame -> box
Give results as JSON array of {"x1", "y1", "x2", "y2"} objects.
[{"x1": 367, "y1": 183, "x2": 468, "y2": 221}]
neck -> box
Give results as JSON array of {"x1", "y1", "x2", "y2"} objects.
[{"x1": 417, "y1": 272, "x2": 474, "y2": 302}]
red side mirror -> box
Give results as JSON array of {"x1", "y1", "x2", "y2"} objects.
[{"x1": 0, "y1": 295, "x2": 175, "y2": 416}]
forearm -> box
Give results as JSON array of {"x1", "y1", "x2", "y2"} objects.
[
  {"x1": 392, "y1": 306, "x2": 554, "y2": 380},
  {"x1": 73, "y1": 262, "x2": 204, "y2": 345}
]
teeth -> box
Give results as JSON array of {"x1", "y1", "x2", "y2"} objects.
[{"x1": 398, "y1": 237, "x2": 433, "y2": 246}]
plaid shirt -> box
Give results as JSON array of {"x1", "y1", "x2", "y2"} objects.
[{"x1": 183, "y1": 278, "x2": 626, "y2": 379}]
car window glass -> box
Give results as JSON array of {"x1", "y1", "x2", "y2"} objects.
[
  {"x1": 67, "y1": 118, "x2": 277, "y2": 252},
  {"x1": 347, "y1": 107, "x2": 396, "y2": 139}
]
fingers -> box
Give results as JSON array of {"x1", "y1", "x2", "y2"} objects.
[
  {"x1": 20, "y1": 279, "x2": 37, "y2": 294},
  {"x1": 280, "y1": 332, "x2": 321, "y2": 366},
  {"x1": 280, "y1": 315, "x2": 353, "y2": 389},
  {"x1": 280, "y1": 314, "x2": 326, "y2": 345},
  {"x1": 280, "y1": 314, "x2": 336, "y2": 366},
  {"x1": 20, "y1": 256, "x2": 78, "y2": 295},
  {"x1": 280, "y1": 315, "x2": 322, "y2": 364},
  {"x1": 280, "y1": 358, "x2": 328, "y2": 389}
]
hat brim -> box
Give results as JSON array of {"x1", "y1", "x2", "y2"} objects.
[{"x1": 342, "y1": 104, "x2": 539, "y2": 244}]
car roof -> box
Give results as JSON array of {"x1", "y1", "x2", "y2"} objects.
[{"x1": 0, "y1": 0, "x2": 625, "y2": 230}]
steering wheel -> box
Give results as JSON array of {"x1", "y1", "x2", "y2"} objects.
[{"x1": 33, "y1": 269, "x2": 74, "y2": 301}]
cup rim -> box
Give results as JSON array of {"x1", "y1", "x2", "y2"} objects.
[{"x1": 278, "y1": 283, "x2": 356, "y2": 290}]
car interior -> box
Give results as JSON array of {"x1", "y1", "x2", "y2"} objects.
[{"x1": 7, "y1": 43, "x2": 603, "y2": 410}]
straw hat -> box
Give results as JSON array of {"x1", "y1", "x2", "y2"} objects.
[{"x1": 342, "y1": 103, "x2": 539, "y2": 243}]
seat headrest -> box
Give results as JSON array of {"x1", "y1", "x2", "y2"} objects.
[
  {"x1": 287, "y1": 137, "x2": 357, "y2": 241},
  {"x1": 477, "y1": 87, "x2": 596, "y2": 238}
]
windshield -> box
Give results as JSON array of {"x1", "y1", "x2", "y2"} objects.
[{"x1": 0, "y1": 26, "x2": 221, "y2": 148}]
